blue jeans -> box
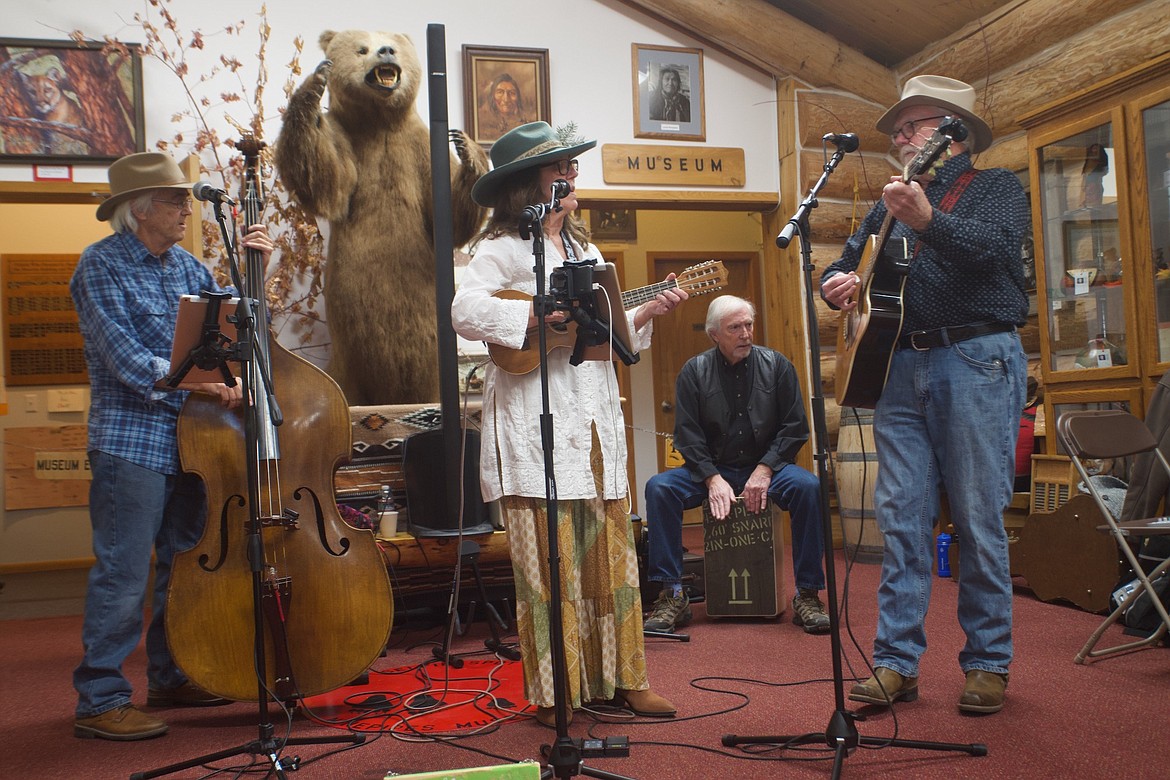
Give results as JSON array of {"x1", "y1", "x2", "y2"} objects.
[
  {"x1": 643, "y1": 462, "x2": 826, "y2": 592},
  {"x1": 73, "y1": 451, "x2": 207, "y2": 718},
  {"x1": 871, "y1": 331, "x2": 1024, "y2": 677}
]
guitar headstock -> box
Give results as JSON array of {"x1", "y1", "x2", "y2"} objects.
[
  {"x1": 901, "y1": 116, "x2": 967, "y2": 182},
  {"x1": 678, "y1": 260, "x2": 729, "y2": 297}
]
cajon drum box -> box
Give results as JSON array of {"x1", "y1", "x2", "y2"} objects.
[{"x1": 702, "y1": 501, "x2": 786, "y2": 617}]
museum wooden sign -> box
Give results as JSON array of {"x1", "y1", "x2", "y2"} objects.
[{"x1": 600, "y1": 144, "x2": 745, "y2": 186}]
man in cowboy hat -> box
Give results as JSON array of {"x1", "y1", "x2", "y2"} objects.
[
  {"x1": 71, "y1": 152, "x2": 273, "y2": 740},
  {"x1": 821, "y1": 76, "x2": 1029, "y2": 715}
]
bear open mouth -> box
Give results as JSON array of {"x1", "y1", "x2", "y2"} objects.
[{"x1": 367, "y1": 64, "x2": 401, "y2": 91}]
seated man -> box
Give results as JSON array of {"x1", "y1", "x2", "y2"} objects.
[{"x1": 643, "y1": 295, "x2": 830, "y2": 634}]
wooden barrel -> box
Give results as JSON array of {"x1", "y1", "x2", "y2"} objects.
[{"x1": 833, "y1": 407, "x2": 884, "y2": 563}]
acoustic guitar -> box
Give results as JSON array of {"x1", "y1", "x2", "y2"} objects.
[
  {"x1": 489, "y1": 260, "x2": 728, "y2": 375},
  {"x1": 834, "y1": 117, "x2": 968, "y2": 409}
]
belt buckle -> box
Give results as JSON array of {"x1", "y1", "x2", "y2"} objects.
[{"x1": 908, "y1": 330, "x2": 930, "y2": 351}]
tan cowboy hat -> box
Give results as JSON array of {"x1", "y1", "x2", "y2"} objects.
[
  {"x1": 96, "y1": 152, "x2": 197, "y2": 221},
  {"x1": 876, "y1": 75, "x2": 993, "y2": 154},
  {"x1": 471, "y1": 121, "x2": 597, "y2": 207}
]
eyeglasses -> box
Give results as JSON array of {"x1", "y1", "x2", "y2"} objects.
[
  {"x1": 152, "y1": 197, "x2": 194, "y2": 210},
  {"x1": 889, "y1": 115, "x2": 949, "y2": 143},
  {"x1": 549, "y1": 158, "x2": 579, "y2": 175}
]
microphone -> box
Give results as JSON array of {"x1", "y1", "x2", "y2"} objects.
[
  {"x1": 551, "y1": 179, "x2": 570, "y2": 199},
  {"x1": 822, "y1": 132, "x2": 860, "y2": 153},
  {"x1": 521, "y1": 203, "x2": 553, "y2": 224},
  {"x1": 192, "y1": 180, "x2": 236, "y2": 206}
]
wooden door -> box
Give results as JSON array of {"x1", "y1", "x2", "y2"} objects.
[{"x1": 649, "y1": 252, "x2": 759, "y2": 472}]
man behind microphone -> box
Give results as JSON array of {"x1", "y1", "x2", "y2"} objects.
[
  {"x1": 820, "y1": 76, "x2": 1028, "y2": 715},
  {"x1": 71, "y1": 152, "x2": 273, "y2": 740}
]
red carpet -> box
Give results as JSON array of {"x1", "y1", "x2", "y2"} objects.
[{"x1": 302, "y1": 657, "x2": 531, "y2": 735}]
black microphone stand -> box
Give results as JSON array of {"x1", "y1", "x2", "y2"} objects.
[
  {"x1": 721, "y1": 141, "x2": 986, "y2": 777},
  {"x1": 132, "y1": 199, "x2": 360, "y2": 780},
  {"x1": 520, "y1": 194, "x2": 635, "y2": 780}
]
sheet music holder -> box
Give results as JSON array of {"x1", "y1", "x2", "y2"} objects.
[
  {"x1": 166, "y1": 293, "x2": 240, "y2": 385},
  {"x1": 569, "y1": 261, "x2": 638, "y2": 367}
]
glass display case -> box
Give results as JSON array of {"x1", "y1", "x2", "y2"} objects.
[
  {"x1": 1142, "y1": 95, "x2": 1170, "y2": 362},
  {"x1": 1021, "y1": 54, "x2": 1170, "y2": 425},
  {"x1": 1033, "y1": 120, "x2": 1132, "y2": 377}
]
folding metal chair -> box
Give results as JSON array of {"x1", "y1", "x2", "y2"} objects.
[{"x1": 1056, "y1": 409, "x2": 1170, "y2": 664}]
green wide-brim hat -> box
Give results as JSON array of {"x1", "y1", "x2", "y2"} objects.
[
  {"x1": 876, "y1": 75, "x2": 993, "y2": 154},
  {"x1": 96, "y1": 152, "x2": 197, "y2": 222},
  {"x1": 471, "y1": 121, "x2": 597, "y2": 207}
]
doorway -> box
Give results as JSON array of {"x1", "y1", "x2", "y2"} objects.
[{"x1": 648, "y1": 252, "x2": 760, "y2": 472}]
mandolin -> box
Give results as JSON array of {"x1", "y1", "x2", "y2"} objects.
[
  {"x1": 834, "y1": 117, "x2": 968, "y2": 409},
  {"x1": 488, "y1": 259, "x2": 728, "y2": 375}
]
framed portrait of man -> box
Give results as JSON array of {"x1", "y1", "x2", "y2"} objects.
[
  {"x1": 632, "y1": 44, "x2": 705, "y2": 142},
  {"x1": 462, "y1": 45, "x2": 551, "y2": 148},
  {"x1": 0, "y1": 37, "x2": 145, "y2": 164}
]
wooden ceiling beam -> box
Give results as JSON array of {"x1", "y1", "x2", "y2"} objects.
[{"x1": 615, "y1": 0, "x2": 898, "y2": 106}]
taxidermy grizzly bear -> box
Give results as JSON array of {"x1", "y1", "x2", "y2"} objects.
[{"x1": 276, "y1": 29, "x2": 488, "y2": 405}]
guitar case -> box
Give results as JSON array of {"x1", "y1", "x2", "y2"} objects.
[{"x1": 402, "y1": 428, "x2": 494, "y2": 537}]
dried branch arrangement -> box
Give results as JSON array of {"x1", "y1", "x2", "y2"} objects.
[{"x1": 74, "y1": 0, "x2": 327, "y2": 350}]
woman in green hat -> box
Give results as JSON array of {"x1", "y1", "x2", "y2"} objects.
[{"x1": 453, "y1": 122, "x2": 684, "y2": 727}]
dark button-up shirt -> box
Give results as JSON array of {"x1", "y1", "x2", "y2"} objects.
[
  {"x1": 821, "y1": 152, "x2": 1030, "y2": 333},
  {"x1": 674, "y1": 345, "x2": 809, "y2": 482}
]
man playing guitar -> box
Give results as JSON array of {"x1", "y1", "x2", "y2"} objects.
[{"x1": 820, "y1": 76, "x2": 1029, "y2": 717}]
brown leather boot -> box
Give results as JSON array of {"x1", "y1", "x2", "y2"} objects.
[
  {"x1": 848, "y1": 667, "x2": 919, "y2": 706},
  {"x1": 613, "y1": 688, "x2": 677, "y2": 717},
  {"x1": 534, "y1": 705, "x2": 573, "y2": 728},
  {"x1": 958, "y1": 670, "x2": 1008, "y2": 714},
  {"x1": 74, "y1": 704, "x2": 168, "y2": 741}
]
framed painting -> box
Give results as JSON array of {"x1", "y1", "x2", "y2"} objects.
[
  {"x1": 462, "y1": 45, "x2": 550, "y2": 148},
  {"x1": 0, "y1": 37, "x2": 145, "y2": 165},
  {"x1": 589, "y1": 208, "x2": 638, "y2": 242},
  {"x1": 632, "y1": 43, "x2": 705, "y2": 141}
]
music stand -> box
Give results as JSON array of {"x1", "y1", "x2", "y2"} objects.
[
  {"x1": 166, "y1": 292, "x2": 240, "y2": 387},
  {"x1": 721, "y1": 141, "x2": 986, "y2": 777}
]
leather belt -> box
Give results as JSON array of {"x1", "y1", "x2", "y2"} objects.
[{"x1": 898, "y1": 322, "x2": 1014, "y2": 351}]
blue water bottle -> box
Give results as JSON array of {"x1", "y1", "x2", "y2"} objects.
[{"x1": 936, "y1": 532, "x2": 952, "y2": 578}]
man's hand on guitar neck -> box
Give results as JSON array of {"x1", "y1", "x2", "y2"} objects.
[
  {"x1": 822, "y1": 271, "x2": 860, "y2": 311},
  {"x1": 882, "y1": 176, "x2": 935, "y2": 233}
]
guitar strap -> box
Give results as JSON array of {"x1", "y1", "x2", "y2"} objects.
[
  {"x1": 560, "y1": 228, "x2": 578, "y2": 263},
  {"x1": 912, "y1": 167, "x2": 979, "y2": 257}
]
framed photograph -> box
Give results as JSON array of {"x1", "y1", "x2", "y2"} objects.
[
  {"x1": 462, "y1": 45, "x2": 550, "y2": 148},
  {"x1": 0, "y1": 38, "x2": 145, "y2": 165},
  {"x1": 589, "y1": 208, "x2": 638, "y2": 242},
  {"x1": 633, "y1": 43, "x2": 705, "y2": 141}
]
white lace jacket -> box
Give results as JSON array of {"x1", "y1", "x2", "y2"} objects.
[{"x1": 451, "y1": 233, "x2": 653, "y2": 501}]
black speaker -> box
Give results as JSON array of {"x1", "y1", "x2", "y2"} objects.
[{"x1": 402, "y1": 428, "x2": 494, "y2": 537}]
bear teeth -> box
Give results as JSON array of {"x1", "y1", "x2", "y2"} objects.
[{"x1": 375, "y1": 67, "x2": 399, "y2": 87}]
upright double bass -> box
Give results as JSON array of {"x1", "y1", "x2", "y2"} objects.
[{"x1": 167, "y1": 137, "x2": 393, "y2": 702}]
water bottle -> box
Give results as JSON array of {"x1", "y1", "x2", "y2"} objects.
[
  {"x1": 936, "y1": 532, "x2": 952, "y2": 578},
  {"x1": 377, "y1": 484, "x2": 398, "y2": 539}
]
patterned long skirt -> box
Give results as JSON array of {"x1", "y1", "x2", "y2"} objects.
[{"x1": 500, "y1": 465, "x2": 649, "y2": 709}]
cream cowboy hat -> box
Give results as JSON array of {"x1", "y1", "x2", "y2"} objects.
[
  {"x1": 471, "y1": 121, "x2": 597, "y2": 207},
  {"x1": 96, "y1": 152, "x2": 197, "y2": 222},
  {"x1": 876, "y1": 75, "x2": 993, "y2": 154}
]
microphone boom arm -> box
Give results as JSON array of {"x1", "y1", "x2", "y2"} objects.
[{"x1": 776, "y1": 145, "x2": 849, "y2": 249}]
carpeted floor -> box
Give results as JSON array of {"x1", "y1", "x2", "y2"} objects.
[{"x1": 2, "y1": 551, "x2": 1169, "y2": 779}]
